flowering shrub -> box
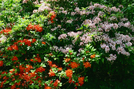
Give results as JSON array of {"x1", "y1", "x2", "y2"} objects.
[{"x1": 0, "y1": 0, "x2": 134, "y2": 89}]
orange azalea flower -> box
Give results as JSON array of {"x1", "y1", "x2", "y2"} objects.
[
  {"x1": 28, "y1": 72, "x2": 36, "y2": 78},
  {"x1": 50, "y1": 80, "x2": 53, "y2": 84},
  {"x1": 53, "y1": 79, "x2": 60, "y2": 87},
  {"x1": 11, "y1": 44, "x2": 19, "y2": 50},
  {"x1": 34, "y1": 25, "x2": 43, "y2": 32},
  {"x1": 35, "y1": 67, "x2": 45, "y2": 73},
  {"x1": 11, "y1": 84, "x2": 16, "y2": 89},
  {"x1": 0, "y1": 61, "x2": 3, "y2": 67},
  {"x1": 7, "y1": 46, "x2": 13, "y2": 51},
  {"x1": 23, "y1": 39, "x2": 31, "y2": 46},
  {"x1": 25, "y1": 65, "x2": 33, "y2": 72},
  {"x1": 65, "y1": 69, "x2": 73, "y2": 78},
  {"x1": 34, "y1": 57, "x2": 41, "y2": 63},
  {"x1": 16, "y1": 82, "x2": 21, "y2": 86},
  {"x1": 48, "y1": 69, "x2": 55, "y2": 77},
  {"x1": 30, "y1": 59, "x2": 34, "y2": 62},
  {"x1": 78, "y1": 77, "x2": 84, "y2": 86},
  {"x1": 19, "y1": 65, "x2": 25, "y2": 73},
  {"x1": 52, "y1": 64, "x2": 58, "y2": 68},
  {"x1": 83, "y1": 62, "x2": 91, "y2": 68},
  {"x1": 26, "y1": 24, "x2": 34, "y2": 31},
  {"x1": 58, "y1": 67, "x2": 62, "y2": 71},
  {"x1": 48, "y1": 61, "x2": 52, "y2": 66},
  {"x1": 68, "y1": 78, "x2": 74, "y2": 83},
  {"x1": 32, "y1": 38, "x2": 36, "y2": 43},
  {"x1": 23, "y1": 73, "x2": 30, "y2": 82},
  {"x1": 44, "y1": 86, "x2": 51, "y2": 89},
  {"x1": 49, "y1": 11, "x2": 56, "y2": 23},
  {"x1": 64, "y1": 58, "x2": 71, "y2": 62},
  {"x1": 90, "y1": 54, "x2": 96, "y2": 59},
  {"x1": 75, "y1": 83, "x2": 79, "y2": 86},
  {"x1": 16, "y1": 88, "x2": 20, "y2": 89},
  {"x1": 42, "y1": 42, "x2": 46, "y2": 45},
  {"x1": 70, "y1": 62, "x2": 79, "y2": 69},
  {"x1": 0, "y1": 28, "x2": 11, "y2": 35},
  {"x1": 9, "y1": 69, "x2": 15, "y2": 74},
  {"x1": 12, "y1": 56, "x2": 18, "y2": 61}
]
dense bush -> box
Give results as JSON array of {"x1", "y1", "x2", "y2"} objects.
[{"x1": 0, "y1": 0, "x2": 134, "y2": 89}]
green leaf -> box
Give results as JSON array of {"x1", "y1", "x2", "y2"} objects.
[
  {"x1": 40, "y1": 63, "x2": 46, "y2": 67},
  {"x1": 102, "y1": 58, "x2": 104, "y2": 63}
]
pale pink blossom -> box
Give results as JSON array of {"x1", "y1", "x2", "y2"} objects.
[
  {"x1": 113, "y1": 23, "x2": 118, "y2": 29},
  {"x1": 106, "y1": 54, "x2": 117, "y2": 61},
  {"x1": 100, "y1": 43, "x2": 107, "y2": 49},
  {"x1": 71, "y1": 12, "x2": 76, "y2": 16},
  {"x1": 33, "y1": 9, "x2": 38, "y2": 13},
  {"x1": 94, "y1": 3, "x2": 101, "y2": 8},
  {"x1": 66, "y1": 19, "x2": 73, "y2": 23},
  {"x1": 105, "y1": 46, "x2": 110, "y2": 53},
  {"x1": 124, "y1": 22, "x2": 131, "y2": 28},
  {"x1": 58, "y1": 34, "x2": 67, "y2": 40},
  {"x1": 23, "y1": 0, "x2": 29, "y2": 3}
]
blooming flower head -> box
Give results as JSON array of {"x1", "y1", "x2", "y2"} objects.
[
  {"x1": 34, "y1": 25, "x2": 43, "y2": 32},
  {"x1": 42, "y1": 42, "x2": 46, "y2": 45},
  {"x1": 70, "y1": 62, "x2": 79, "y2": 69},
  {"x1": 66, "y1": 69, "x2": 73, "y2": 78},
  {"x1": 44, "y1": 86, "x2": 51, "y2": 89},
  {"x1": 0, "y1": 28, "x2": 12, "y2": 35},
  {"x1": 53, "y1": 79, "x2": 60, "y2": 87},
  {"x1": 0, "y1": 61, "x2": 3, "y2": 67},
  {"x1": 83, "y1": 62, "x2": 91, "y2": 68},
  {"x1": 35, "y1": 67, "x2": 45, "y2": 73},
  {"x1": 49, "y1": 11, "x2": 56, "y2": 23},
  {"x1": 23, "y1": 39, "x2": 31, "y2": 46},
  {"x1": 9, "y1": 69, "x2": 16, "y2": 74},
  {"x1": 58, "y1": 67, "x2": 62, "y2": 71},
  {"x1": 64, "y1": 58, "x2": 71, "y2": 62},
  {"x1": 26, "y1": 24, "x2": 34, "y2": 31},
  {"x1": 11, "y1": 45, "x2": 19, "y2": 50},
  {"x1": 12, "y1": 56, "x2": 18, "y2": 61},
  {"x1": 78, "y1": 77, "x2": 84, "y2": 86},
  {"x1": 48, "y1": 69, "x2": 55, "y2": 77},
  {"x1": 48, "y1": 61, "x2": 52, "y2": 66},
  {"x1": 32, "y1": 38, "x2": 36, "y2": 43},
  {"x1": 90, "y1": 54, "x2": 96, "y2": 59}
]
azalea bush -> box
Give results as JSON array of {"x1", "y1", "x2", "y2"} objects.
[{"x1": 0, "y1": 0, "x2": 134, "y2": 89}]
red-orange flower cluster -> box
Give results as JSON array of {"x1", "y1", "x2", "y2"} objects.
[
  {"x1": 48, "y1": 61, "x2": 52, "y2": 66},
  {"x1": 26, "y1": 24, "x2": 43, "y2": 32},
  {"x1": 78, "y1": 77, "x2": 84, "y2": 86},
  {"x1": 35, "y1": 67, "x2": 45, "y2": 73},
  {"x1": 7, "y1": 44, "x2": 18, "y2": 51},
  {"x1": 90, "y1": 54, "x2": 96, "y2": 59},
  {"x1": 48, "y1": 69, "x2": 55, "y2": 77},
  {"x1": 0, "y1": 28, "x2": 12, "y2": 35},
  {"x1": 11, "y1": 56, "x2": 18, "y2": 61},
  {"x1": 42, "y1": 42, "x2": 46, "y2": 45},
  {"x1": 66, "y1": 69, "x2": 73, "y2": 78},
  {"x1": 7, "y1": 38, "x2": 36, "y2": 51},
  {"x1": 53, "y1": 79, "x2": 60, "y2": 87},
  {"x1": 26, "y1": 24, "x2": 34, "y2": 31},
  {"x1": 70, "y1": 62, "x2": 79, "y2": 69},
  {"x1": 49, "y1": 11, "x2": 56, "y2": 23},
  {"x1": 83, "y1": 62, "x2": 91, "y2": 68},
  {"x1": 44, "y1": 86, "x2": 51, "y2": 89},
  {"x1": 0, "y1": 61, "x2": 3, "y2": 67},
  {"x1": 64, "y1": 58, "x2": 71, "y2": 62}
]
